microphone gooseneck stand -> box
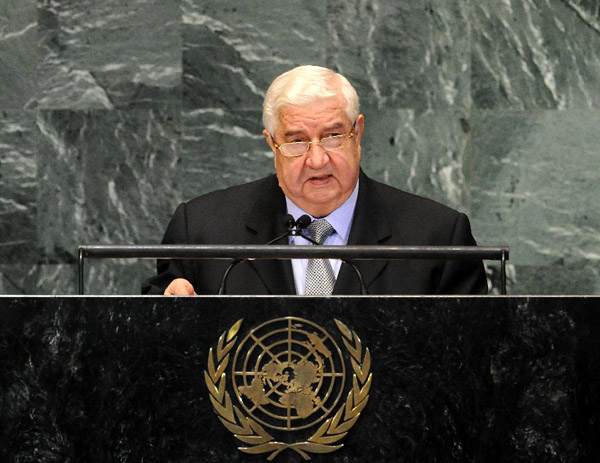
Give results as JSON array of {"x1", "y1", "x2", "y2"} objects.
[
  {"x1": 217, "y1": 215, "x2": 310, "y2": 295},
  {"x1": 341, "y1": 260, "x2": 368, "y2": 295},
  {"x1": 288, "y1": 218, "x2": 368, "y2": 296},
  {"x1": 217, "y1": 215, "x2": 368, "y2": 295}
]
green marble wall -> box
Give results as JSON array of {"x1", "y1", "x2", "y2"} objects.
[{"x1": 1, "y1": 0, "x2": 599, "y2": 295}]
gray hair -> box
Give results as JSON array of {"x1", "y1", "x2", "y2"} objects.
[{"x1": 262, "y1": 65, "x2": 360, "y2": 135}]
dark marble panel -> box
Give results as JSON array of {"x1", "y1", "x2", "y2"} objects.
[
  {"x1": 0, "y1": 264, "x2": 75, "y2": 295},
  {"x1": 486, "y1": 259, "x2": 600, "y2": 296},
  {"x1": 470, "y1": 110, "x2": 600, "y2": 294},
  {"x1": 0, "y1": 0, "x2": 37, "y2": 109},
  {"x1": 0, "y1": 265, "x2": 35, "y2": 295},
  {"x1": 35, "y1": 109, "x2": 182, "y2": 269},
  {"x1": 180, "y1": 108, "x2": 275, "y2": 200},
  {"x1": 503, "y1": 262, "x2": 599, "y2": 296},
  {"x1": 327, "y1": 0, "x2": 471, "y2": 110},
  {"x1": 0, "y1": 261, "x2": 152, "y2": 296},
  {"x1": 0, "y1": 111, "x2": 38, "y2": 263},
  {"x1": 360, "y1": 107, "x2": 472, "y2": 213},
  {"x1": 182, "y1": 0, "x2": 327, "y2": 111},
  {"x1": 0, "y1": 261, "x2": 161, "y2": 296},
  {"x1": 0, "y1": 296, "x2": 598, "y2": 462},
  {"x1": 84, "y1": 259, "x2": 157, "y2": 295},
  {"x1": 472, "y1": 0, "x2": 600, "y2": 109},
  {"x1": 1, "y1": 0, "x2": 598, "y2": 298},
  {"x1": 34, "y1": 0, "x2": 181, "y2": 110}
]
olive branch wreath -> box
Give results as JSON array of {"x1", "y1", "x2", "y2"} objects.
[{"x1": 204, "y1": 318, "x2": 372, "y2": 461}]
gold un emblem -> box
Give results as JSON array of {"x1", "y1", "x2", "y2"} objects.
[{"x1": 204, "y1": 317, "x2": 372, "y2": 460}]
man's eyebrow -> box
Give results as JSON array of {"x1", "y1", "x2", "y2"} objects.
[
  {"x1": 283, "y1": 129, "x2": 305, "y2": 137},
  {"x1": 283, "y1": 123, "x2": 346, "y2": 138},
  {"x1": 322, "y1": 122, "x2": 346, "y2": 131}
]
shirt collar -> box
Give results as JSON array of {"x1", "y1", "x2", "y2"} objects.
[{"x1": 285, "y1": 179, "x2": 359, "y2": 243}]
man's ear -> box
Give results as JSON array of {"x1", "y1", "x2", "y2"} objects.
[
  {"x1": 355, "y1": 114, "x2": 365, "y2": 145},
  {"x1": 263, "y1": 129, "x2": 276, "y2": 151},
  {"x1": 263, "y1": 129, "x2": 278, "y2": 168}
]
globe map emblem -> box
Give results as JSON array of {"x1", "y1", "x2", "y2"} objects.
[{"x1": 232, "y1": 317, "x2": 346, "y2": 431}]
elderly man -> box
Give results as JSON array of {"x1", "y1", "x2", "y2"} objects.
[{"x1": 142, "y1": 65, "x2": 487, "y2": 295}]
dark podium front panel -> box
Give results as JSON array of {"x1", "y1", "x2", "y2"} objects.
[{"x1": 0, "y1": 296, "x2": 599, "y2": 463}]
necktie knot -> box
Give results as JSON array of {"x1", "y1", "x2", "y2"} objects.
[{"x1": 306, "y1": 219, "x2": 334, "y2": 244}]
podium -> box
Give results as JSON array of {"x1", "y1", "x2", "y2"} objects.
[{"x1": 1, "y1": 296, "x2": 599, "y2": 462}]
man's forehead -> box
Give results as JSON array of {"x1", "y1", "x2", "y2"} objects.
[{"x1": 277, "y1": 97, "x2": 350, "y2": 132}]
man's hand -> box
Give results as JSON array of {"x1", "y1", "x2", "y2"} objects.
[{"x1": 164, "y1": 278, "x2": 196, "y2": 296}]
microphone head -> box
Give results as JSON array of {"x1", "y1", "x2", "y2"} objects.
[
  {"x1": 296, "y1": 215, "x2": 312, "y2": 230},
  {"x1": 282, "y1": 214, "x2": 295, "y2": 230}
]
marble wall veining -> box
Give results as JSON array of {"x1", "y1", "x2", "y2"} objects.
[
  {"x1": 472, "y1": 0, "x2": 600, "y2": 109},
  {"x1": 35, "y1": 0, "x2": 182, "y2": 110},
  {"x1": 1, "y1": 0, "x2": 599, "y2": 295},
  {"x1": 471, "y1": 110, "x2": 600, "y2": 294}
]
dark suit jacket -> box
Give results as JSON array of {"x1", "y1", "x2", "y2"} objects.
[{"x1": 142, "y1": 172, "x2": 487, "y2": 295}]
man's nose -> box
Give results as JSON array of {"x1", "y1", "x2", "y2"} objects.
[{"x1": 305, "y1": 141, "x2": 329, "y2": 167}]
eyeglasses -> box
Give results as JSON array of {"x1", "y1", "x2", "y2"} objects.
[{"x1": 273, "y1": 127, "x2": 355, "y2": 157}]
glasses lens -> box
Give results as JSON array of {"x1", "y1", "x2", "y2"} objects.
[
  {"x1": 320, "y1": 135, "x2": 344, "y2": 150},
  {"x1": 280, "y1": 142, "x2": 308, "y2": 157}
]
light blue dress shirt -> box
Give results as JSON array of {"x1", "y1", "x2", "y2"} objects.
[{"x1": 285, "y1": 180, "x2": 359, "y2": 295}]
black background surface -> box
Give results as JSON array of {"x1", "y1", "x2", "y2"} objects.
[{"x1": 0, "y1": 296, "x2": 598, "y2": 463}]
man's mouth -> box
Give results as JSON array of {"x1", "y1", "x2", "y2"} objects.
[{"x1": 308, "y1": 174, "x2": 333, "y2": 182}]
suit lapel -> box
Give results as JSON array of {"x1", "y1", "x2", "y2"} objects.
[
  {"x1": 240, "y1": 172, "x2": 391, "y2": 295},
  {"x1": 333, "y1": 172, "x2": 391, "y2": 295},
  {"x1": 243, "y1": 176, "x2": 296, "y2": 295}
]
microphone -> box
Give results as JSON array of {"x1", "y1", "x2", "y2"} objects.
[
  {"x1": 218, "y1": 214, "x2": 368, "y2": 295},
  {"x1": 217, "y1": 214, "x2": 311, "y2": 294},
  {"x1": 293, "y1": 217, "x2": 367, "y2": 295},
  {"x1": 264, "y1": 214, "x2": 311, "y2": 245},
  {"x1": 295, "y1": 214, "x2": 312, "y2": 231}
]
